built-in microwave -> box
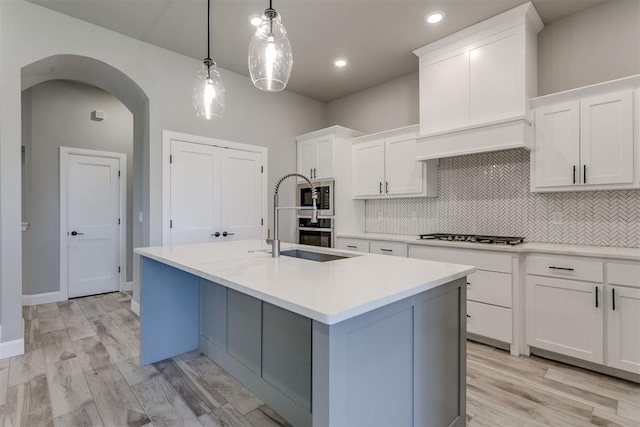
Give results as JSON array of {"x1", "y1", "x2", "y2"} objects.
[{"x1": 298, "y1": 180, "x2": 334, "y2": 217}]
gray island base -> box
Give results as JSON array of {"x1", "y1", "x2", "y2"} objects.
[{"x1": 138, "y1": 242, "x2": 469, "y2": 426}]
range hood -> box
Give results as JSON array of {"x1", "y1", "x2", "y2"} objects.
[{"x1": 413, "y1": 2, "x2": 543, "y2": 161}]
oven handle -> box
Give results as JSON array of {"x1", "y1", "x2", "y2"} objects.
[{"x1": 298, "y1": 227, "x2": 334, "y2": 232}]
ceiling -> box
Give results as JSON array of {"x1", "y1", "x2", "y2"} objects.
[{"x1": 25, "y1": 0, "x2": 609, "y2": 102}]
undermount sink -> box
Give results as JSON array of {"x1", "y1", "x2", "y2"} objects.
[{"x1": 279, "y1": 249, "x2": 351, "y2": 262}]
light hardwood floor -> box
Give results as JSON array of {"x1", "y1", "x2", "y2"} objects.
[{"x1": 0, "y1": 292, "x2": 637, "y2": 426}]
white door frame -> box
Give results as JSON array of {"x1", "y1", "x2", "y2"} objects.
[
  {"x1": 161, "y1": 130, "x2": 268, "y2": 246},
  {"x1": 60, "y1": 146, "x2": 127, "y2": 301}
]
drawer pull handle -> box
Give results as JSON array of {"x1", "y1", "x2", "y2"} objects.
[
  {"x1": 595, "y1": 287, "x2": 599, "y2": 308},
  {"x1": 573, "y1": 165, "x2": 576, "y2": 184},
  {"x1": 346, "y1": 245, "x2": 357, "y2": 249},
  {"x1": 612, "y1": 288, "x2": 615, "y2": 311},
  {"x1": 380, "y1": 249, "x2": 393, "y2": 252},
  {"x1": 548, "y1": 266, "x2": 574, "y2": 271}
]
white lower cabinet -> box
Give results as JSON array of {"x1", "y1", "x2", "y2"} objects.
[
  {"x1": 526, "y1": 258, "x2": 640, "y2": 375},
  {"x1": 526, "y1": 275, "x2": 604, "y2": 364},
  {"x1": 467, "y1": 301, "x2": 512, "y2": 343},
  {"x1": 607, "y1": 285, "x2": 640, "y2": 374},
  {"x1": 336, "y1": 238, "x2": 370, "y2": 253},
  {"x1": 409, "y1": 245, "x2": 516, "y2": 351},
  {"x1": 370, "y1": 241, "x2": 407, "y2": 257}
]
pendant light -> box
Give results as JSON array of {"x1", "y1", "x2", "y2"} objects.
[
  {"x1": 194, "y1": 0, "x2": 225, "y2": 119},
  {"x1": 248, "y1": 0, "x2": 293, "y2": 92}
]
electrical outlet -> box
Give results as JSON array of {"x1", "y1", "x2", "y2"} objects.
[{"x1": 551, "y1": 211, "x2": 563, "y2": 225}]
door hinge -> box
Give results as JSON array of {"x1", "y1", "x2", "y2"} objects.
[
  {"x1": 118, "y1": 170, "x2": 121, "y2": 178},
  {"x1": 170, "y1": 220, "x2": 173, "y2": 229},
  {"x1": 118, "y1": 218, "x2": 121, "y2": 225},
  {"x1": 261, "y1": 166, "x2": 264, "y2": 173},
  {"x1": 118, "y1": 266, "x2": 121, "y2": 273},
  {"x1": 170, "y1": 155, "x2": 173, "y2": 164},
  {"x1": 261, "y1": 218, "x2": 264, "y2": 225}
]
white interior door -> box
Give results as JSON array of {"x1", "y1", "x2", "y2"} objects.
[
  {"x1": 170, "y1": 140, "x2": 221, "y2": 245},
  {"x1": 220, "y1": 150, "x2": 263, "y2": 241},
  {"x1": 67, "y1": 154, "x2": 120, "y2": 298}
]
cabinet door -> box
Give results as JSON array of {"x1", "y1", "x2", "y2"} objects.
[
  {"x1": 469, "y1": 29, "x2": 523, "y2": 122},
  {"x1": 353, "y1": 141, "x2": 385, "y2": 197},
  {"x1": 297, "y1": 140, "x2": 316, "y2": 182},
  {"x1": 384, "y1": 138, "x2": 424, "y2": 196},
  {"x1": 170, "y1": 141, "x2": 221, "y2": 245},
  {"x1": 419, "y1": 51, "x2": 469, "y2": 134},
  {"x1": 580, "y1": 91, "x2": 634, "y2": 185},
  {"x1": 526, "y1": 275, "x2": 603, "y2": 363},
  {"x1": 220, "y1": 150, "x2": 263, "y2": 241},
  {"x1": 534, "y1": 101, "x2": 580, "y2": 188},
  {"x1": 314, "y1": 136, "x2": 335, "y2": 180},
  {"x1": 607, "y1": 286, "x2": 640, "y2": 374}
]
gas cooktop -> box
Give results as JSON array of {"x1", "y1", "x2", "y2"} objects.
[{"x1": 418, "y1": 233, "x2": 526, "y2": 246}]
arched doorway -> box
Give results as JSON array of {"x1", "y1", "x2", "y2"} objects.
[{"x1": 20, "y1": 54, "x2": 149, "y2": 307}]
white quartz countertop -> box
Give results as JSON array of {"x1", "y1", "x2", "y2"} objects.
[
  {"x1": 135, "y1": 240, "x2": 474, "y2": 325},
  {"x1": 337, "y1": 233, "x2": 640, "y2": 261}
]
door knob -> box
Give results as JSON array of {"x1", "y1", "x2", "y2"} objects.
[
  {"x1": 211, "y1": 232, "x2": 220, "y2": 237},
  {"x1": 70, "y1": 231, "x2": 84, "y2": 236},
  {"x1": 222, "y1": 231, "x2": 235, "y2": 237}
]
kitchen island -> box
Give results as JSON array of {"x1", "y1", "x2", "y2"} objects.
[{"x1": 135, "y1": 240, "x2": 474, "y2": 426}]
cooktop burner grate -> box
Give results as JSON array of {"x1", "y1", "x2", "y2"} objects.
[{"x1": 418, "y1": 233, "x2": 526, "y2": 246}]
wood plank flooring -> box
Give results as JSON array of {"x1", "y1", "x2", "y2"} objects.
[{"x1": 0, "y1": 292, "x2": 636, "y2": 426}]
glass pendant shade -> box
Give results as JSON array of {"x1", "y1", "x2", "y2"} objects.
[
  {"x1": 193, "y1": 61, "x2": 225, "y2": 119},
  {"x1": 248, "y1": 12, "x2": 293, "y2": 92}
]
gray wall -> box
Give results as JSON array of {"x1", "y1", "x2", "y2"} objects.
[
  {"x1": 326, "y1": 72, "x2": 419, "y2": 134},
  {"x1": 21, "y1": 80, "x2": 134, "y2": 295},
  {"x1": 538, "y1": 0, "x2": 640, "y2": 96}
]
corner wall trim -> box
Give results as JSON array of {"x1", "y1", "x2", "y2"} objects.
[
  {"x1": 0, "y1": 338, "x2": 25, "y2": 359},
  {"x1": 22, "y1": 291, "x2": 63, "y2": 306},
  {"x1": 131, "y1": 299, "x2": 140, "y2": 316}
]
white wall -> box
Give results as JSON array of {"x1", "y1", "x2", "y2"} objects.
[
  {"x1": 326, "y1": 72, "x2": 419, "y2": 134},
  {"x1": 0, "y1": 0, "x2": 327, "y2": 343},
  {"x1": 538, "y1": 0, "x2": 640, "y2": 96},
  {"x1": 22, "y1": 80, "x2": 134, "y2": 297}
]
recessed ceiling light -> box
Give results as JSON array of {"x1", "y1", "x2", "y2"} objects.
[
  {"x1": 425, "y1": 11, "x2": 445, "y2": 24},
  {"x1": 334, "y1": 59, "x2": 347, "y2": 67},
  {"x1": 249, "y1": 15, "x2": 262, "y2": 27}
]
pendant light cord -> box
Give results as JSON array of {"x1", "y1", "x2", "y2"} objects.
[{"x1": 206, "y1": 0, "x2": 211, "y2": 61}]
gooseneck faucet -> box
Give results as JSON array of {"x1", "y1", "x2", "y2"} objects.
[{"x1": 270, "y1": 173, "x2": 317, "y2": 257}]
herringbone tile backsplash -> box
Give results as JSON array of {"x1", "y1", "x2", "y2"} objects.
[{"x1": 365, "y1": 149, "x2": 640, "y2": 247}]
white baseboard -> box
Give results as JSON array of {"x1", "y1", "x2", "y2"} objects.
[
  {"x1": 122, "y1": 281, "x2": 133, "y2": 292},
  {"x1": 131, "y1": 299, "x2": 140, "y2": 316},
  {"x1": 0, "y1": 338, "x2": 25, "y2": 359},
  {"x1": 23, "y1": 291, "x2": 63, "y2": 306}
]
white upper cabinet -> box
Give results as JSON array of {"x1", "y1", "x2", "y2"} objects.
[
  {"x1": 413, "y1": 2, "x2": 543, "y2": 160},
  {"x1": 533, "y1": 101, "x2": 580, "y2": 188},
  {"x1": 297, "y1": 135, "x2": 335, "y2": 182},
  {"x1": 352, "y1": 126, "x2": 438, "y2": 199},
  {"x1": 580, "y1": 91, "x2": 634, "y2": 186},
  {"x1": 530, "y1": 77, "x2": 639, "y2": 192},
  {"x1": 353, "y1": 140, "x2": 385, "y2": 197}
]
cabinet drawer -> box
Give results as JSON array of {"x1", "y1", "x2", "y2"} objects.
[
  {"x1": 467, "y1": 301, "x2": 512, "y2": 344},
  {"x1": 527, "y1": 255, "x2": 603, "y2": 283},
  {"x1": 608, "y1": 262, "x2": 640, "y2": 288},
  {"x1": 336, "y1": 238, "x2": 370, "y2": 253},
  {"x1": 370, "y1": 241, "x2": 407, "y2": 257},
  {"x1": 409, "y1": 245, "x2": 512, "y2": 273},
  {"x1": 467, "y1": 270, "x2": 512, "y2": 308}
]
